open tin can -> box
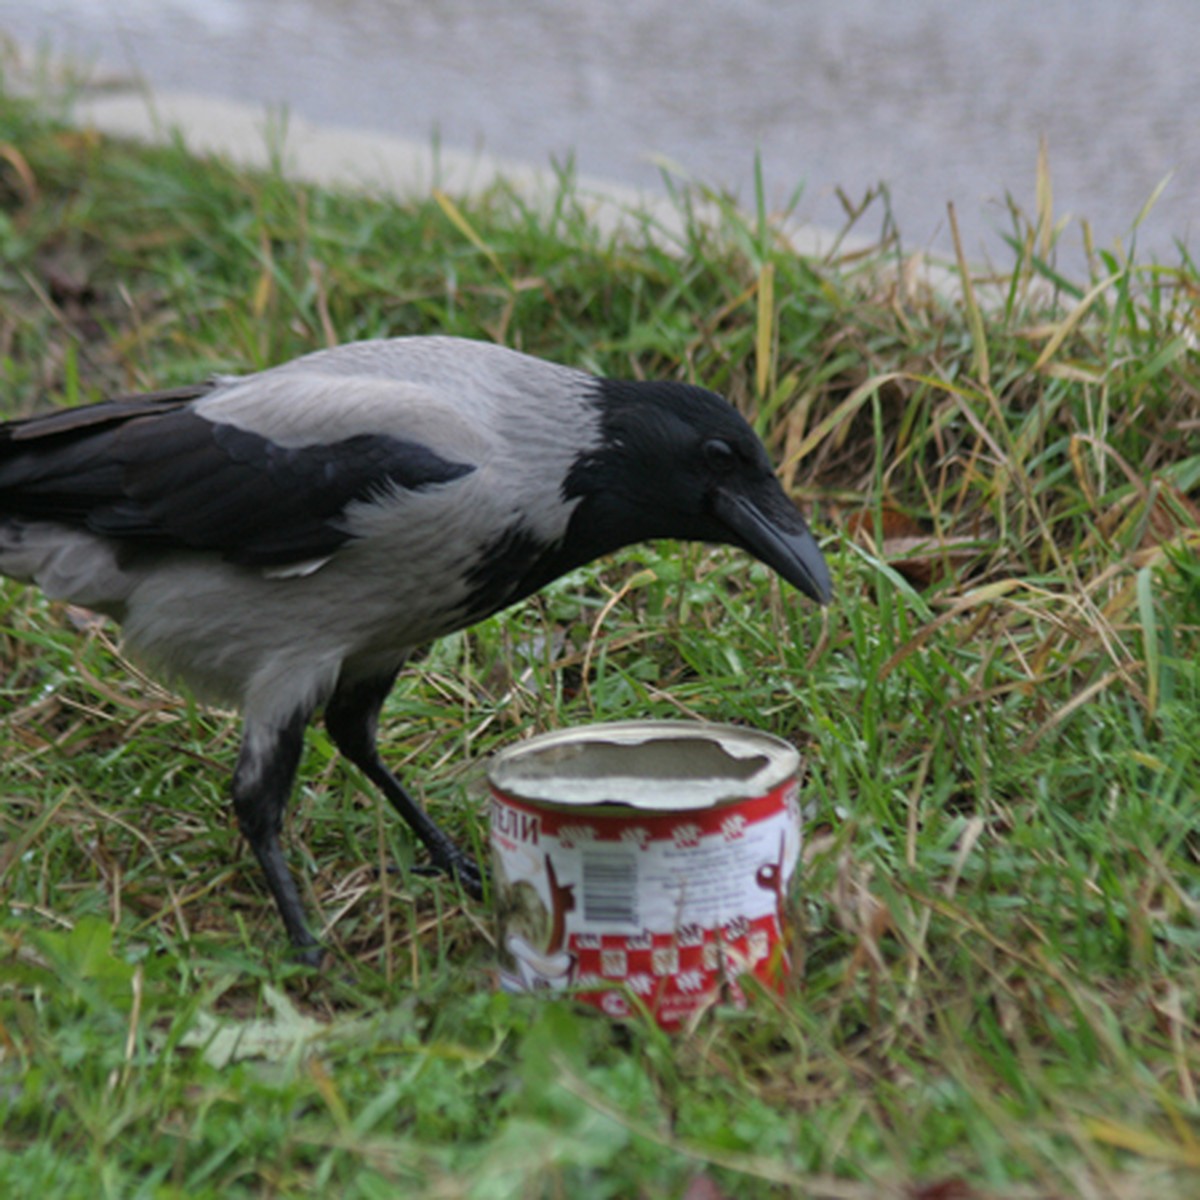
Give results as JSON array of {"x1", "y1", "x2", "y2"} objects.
[{"x1": 488, "y1": 720, "x2": 801, "y2": 1029}]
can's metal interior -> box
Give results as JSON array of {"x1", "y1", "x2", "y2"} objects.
[{"x1": 488, "y1": 720, "x2": 800, "y2": 813}]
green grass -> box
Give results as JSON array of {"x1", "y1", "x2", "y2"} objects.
[{"x1": 1, "y1": 82, "x2": 1198, "y2": 1198}]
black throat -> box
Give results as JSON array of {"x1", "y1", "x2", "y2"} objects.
[{"x1": 455, "y1": 376, "x2": 730, "y2": 625}]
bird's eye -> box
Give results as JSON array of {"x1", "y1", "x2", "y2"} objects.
[{"x1": 703, "y1": 438, "x2": 736, "y2": 473}]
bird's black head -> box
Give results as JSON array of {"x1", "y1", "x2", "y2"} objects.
[{"x1": 561, "y1": 377, "x2": 832, "y2": 604}]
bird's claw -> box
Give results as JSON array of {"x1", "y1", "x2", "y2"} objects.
[
  {"x1": 292, "y1": 942, "x2": 327, "y2": 969},
  {"x1": 410, "y1": 842, "x2": 486, "y2": 899}
]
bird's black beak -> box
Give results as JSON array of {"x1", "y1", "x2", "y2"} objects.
[{"x1": 712, "y1": 482, "x2": 832, "y2": 605}]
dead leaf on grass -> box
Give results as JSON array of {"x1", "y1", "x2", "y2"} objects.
[
  {"x1": 846, "y1": 508, "x2": 981, "y2": 588},
  {"x1": 682, "y1": 1173, "x2": 734, "y2": 1200},
  {"x1": 906, "y1": 1180, "x2": 984, "y2": 1200}
]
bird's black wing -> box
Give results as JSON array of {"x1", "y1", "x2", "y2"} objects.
[{"x1": 0, "y1": 390, "x2": 475, "y2": 566}]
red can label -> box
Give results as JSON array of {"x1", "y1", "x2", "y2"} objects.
[{"x1": 491, "y1": 777, "x2": 800, "y2": 1029}]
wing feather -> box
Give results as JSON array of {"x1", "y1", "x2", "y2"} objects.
[{"x1": 0, "y1": 386, "x2": 476, "y2": 566}]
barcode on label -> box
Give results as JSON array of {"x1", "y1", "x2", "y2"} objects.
[{"x1": 581, "y1": 847, "x2": 639, "y2": 926}]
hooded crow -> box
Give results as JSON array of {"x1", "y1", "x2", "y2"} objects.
[{"x1": 0, "y1": 335, "x2": 830, "y2": 961}]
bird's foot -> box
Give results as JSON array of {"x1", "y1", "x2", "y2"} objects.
[
  {"x1": 411, "y1": 838, "x2": 486, "y2": 900},
  {"x1": 292, "y1": 941, "x2": 327, "y2": 969}
]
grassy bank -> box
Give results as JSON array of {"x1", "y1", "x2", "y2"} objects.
[{"x1": 1, "y1": 84, "x2": 1198, "y2": 1198}]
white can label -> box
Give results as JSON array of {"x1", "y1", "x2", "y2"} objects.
[{"x1": 491, "y1": 780, "x2": 801, "y2": 1028}]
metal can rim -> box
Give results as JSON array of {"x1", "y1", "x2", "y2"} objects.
[{"x1": 487, "y1": 718, "x2": 801, "y2": 814}]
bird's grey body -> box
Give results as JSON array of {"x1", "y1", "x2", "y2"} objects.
[
  {"x1": 4, "y1": 339, "x2": 602, "y2": 721},
  {"x1": 0, "y1": 335, "x2": 831, "y2": 960}
]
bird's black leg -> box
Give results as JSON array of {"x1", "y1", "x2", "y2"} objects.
[
  {"x1": 324, "y1": 671, "x2": 484, "y2": 899},
  {"x1": 231, "y1": 710, "x2": 324, "y2": 964}
]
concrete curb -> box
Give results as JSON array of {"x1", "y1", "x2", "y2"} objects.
[{"x1": 71, "y1": 87, "x2": 869, "y2": 263}]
